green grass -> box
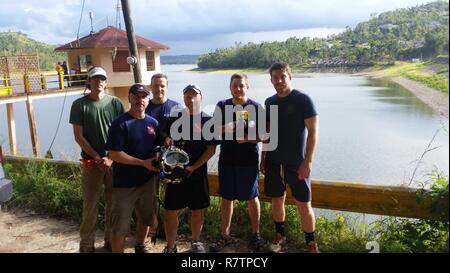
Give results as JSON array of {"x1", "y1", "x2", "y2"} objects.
[{"x1": 373, "y1": 61, "x2": 449, "y2": 93}]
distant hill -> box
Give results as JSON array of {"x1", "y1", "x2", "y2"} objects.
[
  {"x1": 198, "y1": 1, "x2": 449, "y2": 69},
  {"x1": 161, "y1": 55, "x2": 199, "y2": 64},
  {"x1": 0, "y1": 32, "x2": 66, "y2": 71}
]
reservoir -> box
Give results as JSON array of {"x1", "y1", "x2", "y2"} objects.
[{"x1": 0, "y1": 64, "x2": 448, "y2": 186}]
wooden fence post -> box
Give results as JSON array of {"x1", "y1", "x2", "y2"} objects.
[{"x1": 23, "y1": 74, "x2": 40, "y2": 157}]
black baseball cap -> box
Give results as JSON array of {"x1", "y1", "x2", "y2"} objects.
[
  {"x1": 129, "y1": 83, "x2": 150, "y2": 96},
  {"x1": 182, "y1": 84, "x2": 202, "y2": 95}
]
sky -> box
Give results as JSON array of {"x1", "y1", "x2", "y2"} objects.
[{"x1": 0, "y1": 0, "x2": 438, "y2": 55}]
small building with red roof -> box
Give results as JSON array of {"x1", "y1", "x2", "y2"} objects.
[{"x1": 55, "y1": 26, "x2": 169, "y2": 104}]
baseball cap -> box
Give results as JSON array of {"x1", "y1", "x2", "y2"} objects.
[
  {"x1": 129, "y1": 83, "x2": 150, "y2": 96},
  {"x1": 182, "y1": 84, "x2": 202, "y2": 95},
  {"x1": 87, "y1": 67, "x2": 107, "y2": 80}
]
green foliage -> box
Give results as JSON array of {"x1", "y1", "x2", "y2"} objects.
[
  {"x1": 315, "y1": 214, "x2": 374, "y2": 253},
  {"x1": 404, "y1": 72, "x2": 449, "y2": 93},
  {"x1": 416, "y1": 172, "x2": 449, "y2": 221},
  {"x1": 377, "y1": 61, "x2": 449, "y2": 93},
  {"x1": 374, "y1": 218, "x2": 448, "y2": 252},
  {"x1": 198, "y1": 1, "x2": 449, "y2": 69},
  {"x1": 373, "y1": 174, "x2": 449, "y2": 253},
  {"x1": 4, "y1": 162, "x2": 84, "y2": 222},
  {"x1": 0, "y1": 32, "x2": 66, "y2": 71}
]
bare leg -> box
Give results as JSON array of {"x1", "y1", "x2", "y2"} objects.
[
  {"x1": 248, "y1": 197, "x2": 261, "y2": 234},
  {"x1": 220, "y1": 198, "x2": 234, "y2": 236},
  {"x1": 111, "y1": 234, "x2": 125, "y2": 253},
  {"x1": 295, "y1": 201, "x2": 315, "y2": 233},
  {"x1": 136, "y1": 221, "x2": 149, "y2": 245},
  {"x1": 271, "y1": 194, "x2": 286, "y2": 223},
  {"x1": 191, "y1": 209, "x2": 204, "y2": 241},
  {"x1": 164, "y1": 209, "x2": 179, "y2": 248}
]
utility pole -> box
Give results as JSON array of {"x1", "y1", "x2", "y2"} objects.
[{"x1": 121, "y1": 0, "x2": 142, "y2": 83}]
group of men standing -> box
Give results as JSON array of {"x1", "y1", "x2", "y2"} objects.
[{"x1": 69, "y1": 62, "x2": 319, "y2": 254}]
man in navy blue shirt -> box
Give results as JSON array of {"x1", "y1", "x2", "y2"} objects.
[
  {"x1": 106, "y1": 83, "x2": 161, "y2": 253},
  {"x1": 261, "y1": 63, "x2": 320, "y2": 253},
  {"x1": 145, "y1": 73, "x2": 181, "y2": 135},
  {"x1": 210, "y1": 73, "x2": 266, "y2": 252},
  {"x1": 162, "y1": 84, "x2": 217, "y2": 253},
  {"x1": 145, "y1": 73, "x2": 181, "y2": 240}
]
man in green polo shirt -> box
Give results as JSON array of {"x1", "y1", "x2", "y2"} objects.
[{"x1": 70, "y1": 66, "x2": 125, "y2": 253}]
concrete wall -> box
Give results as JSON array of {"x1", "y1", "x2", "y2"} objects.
[
  {"x1": 65, "y1": 48, "x2": 163, "y2": 89},
  {"x1": 110, "y1": 86, "x2": 131, "y2": 110}
]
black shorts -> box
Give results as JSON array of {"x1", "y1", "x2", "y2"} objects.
[
  {"x1": 264, "y1": 161, "x2": 312, "y2": 202},
  {"x1": 164, "y1": 177, "x2": 210, "y2": 210}
]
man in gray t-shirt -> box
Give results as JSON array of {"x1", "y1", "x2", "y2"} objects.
[{"x1": 69, "y1": 66, "x2": 124, "y2": 253}]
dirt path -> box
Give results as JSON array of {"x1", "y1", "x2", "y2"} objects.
[{"x1": 0, "y1": 209, "x2": 256, "y2": 253}]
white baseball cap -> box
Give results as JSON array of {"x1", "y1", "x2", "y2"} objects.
[{"x1": 88, "y1": 67, "x2": 107, "y2": 80}]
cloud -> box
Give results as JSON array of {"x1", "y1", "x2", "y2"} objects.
[
  {"x1": 0, "y1": 0, "x2": 433, "y2": 52},
  {"x1": 163, "y1": 27, "x2": 346, "y2": 55}
]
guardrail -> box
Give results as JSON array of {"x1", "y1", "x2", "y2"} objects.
[{"x1": 4, "y1": 155, "x2": 448, "y2": 221}]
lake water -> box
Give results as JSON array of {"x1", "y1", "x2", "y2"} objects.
[{"x1": 0, "y1": 64, "x2": 448, "y2": 186}]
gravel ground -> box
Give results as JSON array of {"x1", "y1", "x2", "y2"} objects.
[{"x1": 0, "y1": 209, "x2": 289, "y2": 253}]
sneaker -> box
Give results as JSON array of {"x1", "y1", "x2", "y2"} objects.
[
  {"x1": 269, "y1": 233, "x2": 287, "y2": 253},
  {"x1": 307, "y1": 241, "x2": 320, "y2": 253},
  {"x1": 134, "y1": 243, "x2": 148, "y2": 253},
  {"x1": 191, "y1": 241, "x2": 206, "y2": 253},
  {"x1": 162, "y1": 245, "x2": 178, "y2": 253},
  {"x1": 248, "y1": 233, "x2": 266, "y2": 252},
  {"x1": 209, "y1": 235, "x2": 234, "y2": 253}
]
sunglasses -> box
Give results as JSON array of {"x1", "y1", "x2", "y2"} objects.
[{"x1": 90, "y1": 75, "x2": 107, "y2": 81}]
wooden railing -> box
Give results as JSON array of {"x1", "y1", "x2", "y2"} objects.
[
  {"x1": 5, "y1": 155, "x2": 448, "y2": 221},
  {"x1": 0, "y1": 71, "x2": 88, "y2": 97}
]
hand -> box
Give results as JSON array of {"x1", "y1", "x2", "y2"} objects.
[
  {"x1": 143, "y1": 158, "x2": 160, "y2": 172},
  {"x1": 297, "y1": 161, "x2": 312, "y2": 180},
  {"x1": 164, "y1": 137, "x2": 174, "y2": 146},
  {"x1": 260, "y1": 158, "x2": 266, "y2": 175},
  {"x1": 185, "y1": 166, "x2": 195, "y2": 174},
  {"x1": 193, "y1": 123, "x2": 202, "y2": 134},
  {"x1": 224, "y1": 122, "x2": 235, "y2": 134},
  {"x1": 98, "y1": 157, "x2": 113, "y2": 170}
]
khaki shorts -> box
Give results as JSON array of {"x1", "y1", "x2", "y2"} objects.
[{"x1": 111, "y1": 176, "x2": 158, "y2": 236}]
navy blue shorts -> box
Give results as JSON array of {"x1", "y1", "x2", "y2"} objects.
[
  {"x1": 164, "y1": 177, "x2": 210, "y2": 210},
  {"x1": 264, "y1": 161, "x2": 312, "y2": 202},
  {"x1": 218, "y1": 164, "x2": 259, "y2": 201}
]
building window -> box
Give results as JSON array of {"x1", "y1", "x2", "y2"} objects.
[
  {"x1": 112, "y1": 51, "x2": 131, "y2": 72},
  {"x1": 146, "y1": 51, "x2": 155, "y2": 71},
  {"x1": 78, "y1": 55, "x2": 92, "y2": 72}
]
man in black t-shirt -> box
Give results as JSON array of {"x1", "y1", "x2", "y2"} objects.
[
  {"x1": 162, "y1": 84, "x2": 217, "y2": 253},
  {"x1": 261, "y1": 63, "x2": 320, "y2": 253}
]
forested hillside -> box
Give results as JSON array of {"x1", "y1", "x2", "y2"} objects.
[
  {"x1": 0, "y1": 32, "x2": 66, "y2": 71},
  {"x1": 198, "y1": 1, "x2": 449, "y2": 69}
]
